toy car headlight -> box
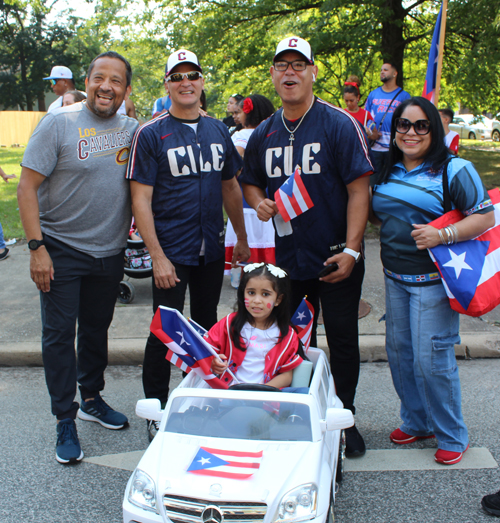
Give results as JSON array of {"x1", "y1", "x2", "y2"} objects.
[
  {"x1": 128, "y1": 468, "x2": 158, "y2": 513},
  {"x1": 276, "y1": 484, "x2": 318, "y2": 522}
]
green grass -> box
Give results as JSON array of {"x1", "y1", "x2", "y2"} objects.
[
  {"x1": 1, "y1": 141, "x2": 499, "y2": 240},
  {"x1": 0, "y1": 147, "x2": 24, "y2": 240},
  {"x1": 459, "y1": 144, "x2": 500, "y2": 190}
]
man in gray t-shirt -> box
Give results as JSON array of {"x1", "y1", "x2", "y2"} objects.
[{"x1": 17, "y1": 51, "x2": 139, "y2": 465}]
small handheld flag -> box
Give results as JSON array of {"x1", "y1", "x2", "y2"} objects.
[
  {"x1": 291, "y1": 297, "x2": 315, "y2": 351},
  {"x1": 150, "y1": 306, "x2": 228, "y2": 388},
  {"x1": 274, "y1": 166, "x2": 314, "y2": 223}
]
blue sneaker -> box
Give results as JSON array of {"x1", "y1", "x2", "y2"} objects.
[
  {"x1": 77, "y1": 394, "x2": 128, "y2": 430},
  {"x1": 56, "y1": 419, "x2": 84, "y2": 464}
]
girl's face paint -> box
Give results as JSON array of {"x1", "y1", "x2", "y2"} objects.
[{"x1": 244, "y1": 276, "x2": 282, "y2": 329}]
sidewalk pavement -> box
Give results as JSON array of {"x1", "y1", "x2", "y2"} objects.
[{"x1": 1, "y1": 239, "x2": 499, "y2": 366}]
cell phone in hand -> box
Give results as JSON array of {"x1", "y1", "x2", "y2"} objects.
[{"x1": 318, "y1": 262, "x2": 339, "y2": 278}]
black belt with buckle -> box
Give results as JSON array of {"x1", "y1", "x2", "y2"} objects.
[{"x1": 329, "y1": 242, "x2": 346, "y2": 255}]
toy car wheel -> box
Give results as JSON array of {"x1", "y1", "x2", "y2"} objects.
[
  {"x1": 493, "y1": 129, "x2": 500, "y2": 142},
  {"x1": 468, "y1": 131, "x2": 476, "y2": 140},
  {"x1": 117, "y1": 281, "x2": 135, "y2": 304},
  {"x1": 336, "y1": 429, "x2": 346, "y2": 484}
]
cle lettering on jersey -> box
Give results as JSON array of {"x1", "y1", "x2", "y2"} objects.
[
  {"x1": 167, "y1": 143, "x2": 225, "y2": 176},
  {"x1": 78, "y1": 130, "x2": 132, "y2": 161},
  {"x1": 265, "y1": 143, "x2": 321, "y2": 177}
]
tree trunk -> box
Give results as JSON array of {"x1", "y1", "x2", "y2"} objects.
[
  {"x1": 380, "y1": 0, "x2": 406, "y2": 87},
  {"x1": 38, "y1": 96, "x2": 46, "y2": 111}
]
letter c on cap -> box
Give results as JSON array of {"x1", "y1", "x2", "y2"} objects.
[
  {"x1": 289, "y1": 38, "x2": 298, "y2": 47},
  {"x1": 179, "y1": 52, "x2": 186, "y2": 61}
]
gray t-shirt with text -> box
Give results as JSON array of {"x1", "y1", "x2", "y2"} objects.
[{"x1": 22, "y1": 102, "x2": 139, "y2": 257}]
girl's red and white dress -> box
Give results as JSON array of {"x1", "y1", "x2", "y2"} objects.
[
  {"x1": 224, "y1": 128, "x2": 276, "y2": 274},
  {"x1": 206, "y1": 312, "x2": 303, "y2": 386}
]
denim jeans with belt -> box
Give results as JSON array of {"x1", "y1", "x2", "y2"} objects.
[{"x1": 384, "y1": 275, "x2": 468, "y2": 452}]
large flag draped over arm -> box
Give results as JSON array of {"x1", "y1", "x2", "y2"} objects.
[
  {"x1": 428, "y1": 188, "x2": 500, "y2": 317},
  {"x1": 422, "y1": 2, "x2": 443, "y2": 104},
  {"x1": 150, "y1": 306, "x2": 228, "y2": 389}
]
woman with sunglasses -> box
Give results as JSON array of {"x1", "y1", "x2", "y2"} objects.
[{"x1": 371, "y1": 96, "x2": 494, "y2": 465}]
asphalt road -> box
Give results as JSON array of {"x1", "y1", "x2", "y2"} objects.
[{"x1": 1, "y1": 360, "x2": 499, "y2": 523}]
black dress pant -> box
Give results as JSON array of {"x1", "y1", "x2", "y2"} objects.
[
  {"x1": 41, "y1": 235, "x2": 124, "y2": 420},
  {"x1": 142, "y1": 256, "x2": 225, "y2": 404},
  {"x1": 290, "y1": 259, "x2": 364, "y2": 414}
]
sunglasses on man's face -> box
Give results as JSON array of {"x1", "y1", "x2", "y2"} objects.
[
  {"x1": 166, "y1": 71, "x2": 203, "y2": 83},
  {"x1": 50, "y1": 79, "x2": 60, "y2": 86},
  {"x1": 395, "y1": 118, "x2": 431, "y2": 135}
]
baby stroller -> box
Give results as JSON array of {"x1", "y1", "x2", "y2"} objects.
[{"x1": 117, "y1": 225, "x2": 152, "y2": 304}]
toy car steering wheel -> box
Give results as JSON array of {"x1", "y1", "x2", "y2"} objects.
[{"x1": 229, "y1": 383, "x2": 282, "y2": 392}]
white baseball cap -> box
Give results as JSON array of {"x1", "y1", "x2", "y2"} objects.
[
  {"x1": 165, "y1": 49, "x2": 202, "y2": 76},
  {"x1": 43, "y1": 66, "x2": 73, "y2": 80},
  {"x1": 274, "y1": 36, "x2": 314, "y2": 64}
]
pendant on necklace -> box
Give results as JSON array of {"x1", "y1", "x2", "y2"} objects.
[{"x1": 289, "y1": 133, "x2": 295, "y2": 146}]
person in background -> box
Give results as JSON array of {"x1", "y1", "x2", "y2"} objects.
[
  {"x1": 343, "y1": 75, "x2": 377, "y2": 139},
  {"x1": 151, "y1": 73, "x2": 173, "y2": 118},
  {"x1": 225, "y1": 94, "x2": 276, "y2": 286},
  {"x1": 62, "y1": 90, "x2": 87, "y2": 107},
  {"x1": 117, "y1": 97, "x2": 138, "y2": 119},
  {"x1": 482, "y1": 489, "x2": 500, "y2": 517},
  {"x1": 0, "y1": 166, "x2": 17, "y2": 261},
  {"x1": 44, "y1": 66, "x2": 77, "y2": 113},
  {"x1": 365, "y1": 62, "x2": 411, "y2": 184},
  {"x1": 439, "y1": 108, "x2": 459, "y2": 155},
  {"x1": 371, "y1": 96, "x2": 494, "y2": 465},
  {"x1": 223, "y1": 94, "x2": 244, "y2": 132}
]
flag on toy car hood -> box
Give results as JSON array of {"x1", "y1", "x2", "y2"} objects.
[
  {"x1": 428, "y1": 188, "x2": 500, "y2": 317},
  {"x1": 274, "y1": 166, "x2": 314, "y2": 222},
  {"x1": 187, "y1": 447, "x2": 263, "y2": 480},
  {"x1": 150, "y1": 306, "x2": 227, "y2": 388},
  {"x1": 291, "y1": 297, "x2": 315, "y2": 351}
]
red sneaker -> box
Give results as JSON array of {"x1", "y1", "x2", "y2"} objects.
[
  {"x1": 390, "y1": 428, "x2": 435, "y2": 445},
  {"x1": 435, "y1": 445, "x2": 469, "y2": 465}
]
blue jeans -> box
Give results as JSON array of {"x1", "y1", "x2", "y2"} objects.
[
  {"x1": 0, "y1": 221, "x2": 5, "y2": 249},
  {"x1": 384, "y1": 276, "x2": 468, "y2": 452}
]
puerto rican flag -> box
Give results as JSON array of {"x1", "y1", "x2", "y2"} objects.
[
  {"x1": 274, "y1": 166, "x2": 314, "y2": 222},
  {"x1": 187, "y1": 447, "x2": 263, "y2": 480},
  {"x1": 428, "y1": 188, "x2": 500, "y2": 317},
  {"x1": 150, "y1": 306, "x2": 227, "y2": 388},
  {"x1": 422, "y1": 2, "x2": 443, "y2": 103},
  {"x1": 292, "y1": 297, "x2": 315, "y2": 351}
]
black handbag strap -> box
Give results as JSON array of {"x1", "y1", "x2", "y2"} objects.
[
  {"x1": 376, "y1": 88, "x2": 403, "y2": 131},
  {"x1": 442, "y1": 157, "x2": 453, "y2": 213}
]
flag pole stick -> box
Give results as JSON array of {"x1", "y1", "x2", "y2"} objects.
[{"x1": 434, "y1": 0, "x2": 448, "y2": 107}]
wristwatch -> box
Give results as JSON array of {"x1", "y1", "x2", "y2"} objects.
[
  {"x1": 28, "y1": 239, "x2": 45, "y2": 251},
  {"x1": 343, "y1": 247, "x2": 361, "y2": 263}
]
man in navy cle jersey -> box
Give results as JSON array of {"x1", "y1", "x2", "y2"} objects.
[
  {"x1": 127, "y1": 49, "x2": 250, "y2": 440},
  {"x1": 241, "y1": 36, "x2": 373, "y2": 456}
]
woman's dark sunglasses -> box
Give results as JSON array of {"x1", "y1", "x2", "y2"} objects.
[
  {"x1": 166, "y1": 71, "x2": 203, "y2": 83},
  {"x1": 395, "y1": 118, "x2": 431, "y2": 135}
]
